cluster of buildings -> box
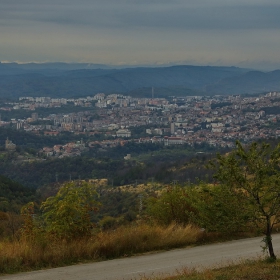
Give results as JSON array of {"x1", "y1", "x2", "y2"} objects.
[
  {"x1": 40, "y1": 139, "x2": 88, "y2": 158},
  {"x1": 10, "y1": 96, "x2": 93, "y2": 110},
  {"x1": 1, "y1": 91, "x2": 280, "y2": 154}
]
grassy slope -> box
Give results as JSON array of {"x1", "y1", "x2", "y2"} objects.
[{"x1": 153, "y1": 259, "x2": 280, "y2": 280}]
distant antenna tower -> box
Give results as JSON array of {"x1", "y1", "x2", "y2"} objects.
[{"x1": 152, "y1": 87, "x2": 154, "y2": 99}]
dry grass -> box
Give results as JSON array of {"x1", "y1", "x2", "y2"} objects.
[
  {"x1": 143, "y1": 259, "x2": 280, "y2": 280},
  {"x1": 96, "y1": 223, "x2": 200, "y2": 258},
  {"x1": 0, "y1": 223, "x2": 201, "y2": 274}
]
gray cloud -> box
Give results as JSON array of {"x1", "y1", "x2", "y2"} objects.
[
  {"x1": 1, "y1": 0, "x2": 280, "y2": 69},
  {"x1": 2, "y1": 1, "x2": 280, "y2": 30}
]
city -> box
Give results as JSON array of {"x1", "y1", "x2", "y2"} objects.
[
  {"x1": 1, "y1": 91, "x2": 280, "y2": 157},
  {"x1": 0, "y1": 92, "x2": 280, "y2": 157},
  {"x1": 2, "y1": 0, "x2": 280, "y2": 278}
]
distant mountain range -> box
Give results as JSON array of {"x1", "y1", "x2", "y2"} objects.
[{"x1": 0, "y1": 62, "x2": 280, "y2": 99}]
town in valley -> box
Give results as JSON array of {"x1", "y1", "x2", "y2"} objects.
[{"x1": 1, "y1": 91, "x2": 280, "y2": 158}]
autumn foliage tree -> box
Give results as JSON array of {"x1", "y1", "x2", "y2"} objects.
[
  {"x1": 20, "y1": 202, "x2": 40, "y2": 241},
  {"x1": 211, "y1": 140, "x2": 280, "y2": 260},
  {"x1": 40, "y1": 181, "x2": 100, "y2": 240},
  {"x1": 147, "y1": 186, "x2": 196, "y2": 225}
]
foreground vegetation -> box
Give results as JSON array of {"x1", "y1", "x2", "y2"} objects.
[
  {"x1": 0, "y1": 223, "x2": 200, "y2": 274},
  {"x1": 1, "y1": 140, "x2": 280, "y2": 275}
]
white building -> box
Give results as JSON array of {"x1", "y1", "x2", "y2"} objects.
[
  {"x1": 116, "y1": 129, "x2": 131, "y2": 138},
  {"x1": 164, "y1": 137, "x2": 185, "y2": 146}
]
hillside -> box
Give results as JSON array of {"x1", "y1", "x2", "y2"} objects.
[
  {"x1": 0, "y1": 175, "x2": 36, "y2": 212},
  {"x1": 206, "y1": 70, "x2": 280, "y2": 94},
  {"x1": 2, "y1": 63, "x2": 277, "y2": 98}
]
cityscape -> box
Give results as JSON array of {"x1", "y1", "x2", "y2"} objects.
[
  {"x1": 2, "y1": 0, "x2": 280, "y2": 277},
  {"x1": 1, "y1": 91, "x2": 280, "y2": 158}
]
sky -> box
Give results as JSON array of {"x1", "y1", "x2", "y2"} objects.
[{"x1": 1, "y1": 0, "x2": 280, "y2": 70}]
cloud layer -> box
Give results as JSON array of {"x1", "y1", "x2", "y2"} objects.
[{"x1": 1, "y1": 0, "x2": 280, "y2": 69}]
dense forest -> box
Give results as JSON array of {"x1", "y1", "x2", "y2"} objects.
[
  {"x1": 0, "y1": 175, "x2": 36, "y2": 212},
  {"x1": 0, "y1": 127, "x2": 108, "y2": 149},
  {"x1": 0, "y1": 141, "x2": 216, "y2": 189}
]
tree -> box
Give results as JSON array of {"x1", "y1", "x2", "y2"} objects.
[
  {"x1": 20, "y1": 202, "x2": 39, "y2": 240},
  {"x1": 194, "y1": 182, "x2": 252, "y2": 235},
  {"x1": 41, "y1": 181, "x2": 100, "y2": 240},
  {"x1": 147, "y1": 186, "x2": 196, "y2": 225},
  {"x1": 211, "y1": 140, "x2": 280, "y2": 259}
]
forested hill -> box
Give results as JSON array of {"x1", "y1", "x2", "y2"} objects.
[
  {"x1": 1, "y1": 63, "x2": 280, "y2": 98},
  {"x1": 0, "y1": 127, "x2": 83, "y2": 149},
  {"x1": 0, "y1": 175, "x2": 36, "y2": 212}
]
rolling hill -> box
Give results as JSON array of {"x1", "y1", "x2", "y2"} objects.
[{"x1": 0, "y1": 63, "x2": 279, "y2": 98}]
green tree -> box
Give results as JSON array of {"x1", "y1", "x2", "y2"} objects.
[
  {"x1": 41, "y1": 181, "x2": 100, "y2": 239},
  {"x1": 195, "y1": 183, "x2": 252, "y2": 234},
  {"x1": 211, "y1": 140, "x2": 280, "y2": 260},
  {"x1": 20, "y1": 202, "x2": 39, "y2": 240},
  {"x1": 147, "y1": 186, "x2": 196, "y2": 225}
]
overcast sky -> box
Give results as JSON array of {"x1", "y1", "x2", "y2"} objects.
[{"x1": 1, "y1": 0, "x2": 280, "y2": 70}]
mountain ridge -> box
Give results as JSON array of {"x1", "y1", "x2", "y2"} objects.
[{"x1": 0, "y1": 63, "x2": 279, "y2": 98}]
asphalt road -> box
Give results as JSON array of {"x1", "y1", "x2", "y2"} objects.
[{"x1": 1, "y1": 234, "x2": 280, "y2": 280}]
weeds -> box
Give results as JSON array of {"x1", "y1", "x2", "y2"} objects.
[{"x1": 0, "y1": 223, "x2": 201, "y2": 274}]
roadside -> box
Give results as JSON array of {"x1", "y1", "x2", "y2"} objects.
[{"x1": 1, "y1": 234, "x2": 280, "y2": 280}]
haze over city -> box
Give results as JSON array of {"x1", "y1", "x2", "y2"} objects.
[{"x1": 1, "y1": 0, "x2": 280, "y2": 70}]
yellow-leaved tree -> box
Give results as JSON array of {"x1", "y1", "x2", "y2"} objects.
[{"x1": 41, "y1": 181, "x2": 100, "y2": 240}]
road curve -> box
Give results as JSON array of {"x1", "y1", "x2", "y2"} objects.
[{"x1": 1, "y1": 234, "x2": 280, "y2": 280}]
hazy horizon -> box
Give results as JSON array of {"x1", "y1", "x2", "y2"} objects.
[{"x1": 1, "y1": 0, "x2": 280, "y2": 71}]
